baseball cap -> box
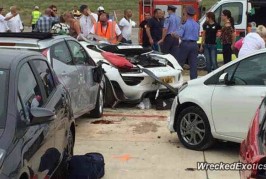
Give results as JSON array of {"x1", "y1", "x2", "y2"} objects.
[{"x1": 35, "y1": 6, "x2": 39, "y2": 10}]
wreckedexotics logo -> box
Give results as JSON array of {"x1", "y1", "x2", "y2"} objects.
[{"x1": 197, "y1": 162, "x2": 266, "y2": 171}]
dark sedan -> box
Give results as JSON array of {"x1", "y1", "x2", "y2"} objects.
[{"x1": 0, "y1": 50, "x2": 75, "y2": 179}]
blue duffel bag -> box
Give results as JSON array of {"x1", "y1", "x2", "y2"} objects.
[{"x1": 68, "y1": 153, "x2": 105, "y2": 179}]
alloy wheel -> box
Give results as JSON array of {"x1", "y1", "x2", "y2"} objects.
[{"x1": 180, "y1": 113, "x2": 206, "y2": 146}]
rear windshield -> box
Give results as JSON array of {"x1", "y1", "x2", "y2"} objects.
[{"x1": 0, "y1": 69, "x2": 8, "y2": 128}]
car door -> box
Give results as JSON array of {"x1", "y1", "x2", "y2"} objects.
[
  {"x1": 66, "y1": 40, "x2": 99, "y2": 111},
  {"x1": 30, "y1": 59, "x2": 69, "y2": 164},
  {"x1": 211, "y1": 53, "x2": 266, "y2": 139},
  {"x1": 50, "y1": 41, "x2": 82, "y2": 116},
  {"x1": 17, "y1": 61, "x2": 56, "y2": 178}
]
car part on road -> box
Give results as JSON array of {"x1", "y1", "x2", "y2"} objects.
[{"x1": 176, "y1": 106, "x2": 215, "y2": 151}]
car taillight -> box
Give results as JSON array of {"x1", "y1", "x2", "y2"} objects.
[{"x1": 42, "y1": 49, "x2": 48, "y2": 57}]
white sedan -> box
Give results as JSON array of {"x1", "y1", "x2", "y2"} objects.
[
  {"x1": 80, "y1": 41, "x2": 183, "y2": 107},
  {"x1": 168, "y1": 49, "x2": 266, "y2": 150}
]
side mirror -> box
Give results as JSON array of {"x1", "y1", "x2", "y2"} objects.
[
  {"x1": 30, "y1": 107, "x2": 55, "y2": 126},
  {"x1": 93, "y1": 65, "x2": 104, "y2": 83},
  {"x1": 219, "y1": 73, "x2": 230, "y2": 85}
]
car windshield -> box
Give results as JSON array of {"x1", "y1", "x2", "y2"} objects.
[{"x1": 0, "y1": 69, "x2": 8, "y2": 128}]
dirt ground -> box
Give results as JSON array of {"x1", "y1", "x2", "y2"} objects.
[{"x1": 74, "y1": 108, "x2": 240, "y2": 179}]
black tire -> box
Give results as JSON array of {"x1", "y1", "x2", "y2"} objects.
[
  {"x1": 103, "y1": 76, "x2": 116, "y2": 107},
  {"x1": 175, "y1": 106, "x2": 215, "y2": 151},
  {"x1": 89, "y1": 88, "x2": 104, "y2": 118}
]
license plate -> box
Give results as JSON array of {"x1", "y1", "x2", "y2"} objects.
[{"x1": 160, "y1": 76, "x2": 174, "y2": 84}]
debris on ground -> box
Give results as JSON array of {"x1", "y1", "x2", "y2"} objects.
[
  {"x1": 91, "y1": 120, "x2": 115, "y2": 124},
  {"x1": 185, "y1": 168, "x2": 197, "y2": 171},
  {"x1": 136, "y1": 98, "x2": 151, "y2": 109}
]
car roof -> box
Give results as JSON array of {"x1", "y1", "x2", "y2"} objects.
[
  {"x1": 0, "y1": 49, "x2": 41, "y2": 70},
  {"x1": 0, "y1": 33, "x2": 74, "y2": 50}
]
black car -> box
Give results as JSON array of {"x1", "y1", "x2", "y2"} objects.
[{"x1": 0, "y1": 50, "x2": 75, "y2": 178}]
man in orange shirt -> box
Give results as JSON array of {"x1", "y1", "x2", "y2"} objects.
[{"x1": 90, "y1": 13, "x2": 122, "y2": 44}]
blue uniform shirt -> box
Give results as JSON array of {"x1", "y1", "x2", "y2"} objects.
[
  {"x1": 164, "y1": 13, "x2": 181, "y2": 34},
  {"x1": 176, "y1": 18, "x2": 200, "y2": 41}
]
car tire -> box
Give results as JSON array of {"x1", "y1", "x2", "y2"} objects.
[
  {"x1": 89, "y1": 88, "x2": 104, "y2": 118},
  {"x1": 176, "y1": 106, "x2": 215, "y2": 151}
]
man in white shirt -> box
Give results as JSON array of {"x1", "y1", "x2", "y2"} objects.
[
  {"x1": 119, "y1": 9, "x2": 133, "y2": 44},
  {"x1": 0, "y1": 7, "x2": 15, "y2": 32},
  {"x1": 5, "y1": 6, "x2": 23, "y2": 32},
  {"x1": 79, "y1": 5, "x2": 98, "y2": 37}
]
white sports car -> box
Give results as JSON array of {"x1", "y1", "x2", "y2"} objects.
[{"x1": 80, "y1": 41, "x2": 183, "y2": 107}]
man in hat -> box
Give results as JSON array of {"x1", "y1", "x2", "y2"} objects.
[
  {"x1": 79, "y1": 4, "x2": 98, "y2": 37},
  {"x1": 174, "y1": 6, "x2": 200, "y2": 80},
  {"x1": 30, "y1": 6, "x2": 41, "y2": 32},
  {"x1": 158, "y1": 5, "x2": 181, "y2": 59},
  {"x1": 72, "y1": 6, "x2": 81, "y2": 19},
  {"x1": 97, "y1": 6, "x2": 105, "y2": 21}
]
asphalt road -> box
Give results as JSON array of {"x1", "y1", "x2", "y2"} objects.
[{"x1": 74, "y1": 108, "x2": 240, "y2": 179}]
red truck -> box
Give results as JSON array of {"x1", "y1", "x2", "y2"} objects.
[{"x1": 139, "y1": 0, "x2": 201, "y2": 23}]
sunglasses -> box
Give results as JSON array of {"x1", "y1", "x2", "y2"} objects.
[{"x1": 53, "y1": 9, "x2": 57, "y2": 12}]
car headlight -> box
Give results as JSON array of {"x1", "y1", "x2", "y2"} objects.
[{"x1": 179, "y1": 82, "x2": 188, "y2": 93}]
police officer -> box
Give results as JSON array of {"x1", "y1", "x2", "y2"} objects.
[
  {"x1": 158, "y1": 5, "x2": 181, "y2": 58},
  {"x1": 174, "y1": 6, "x2": 199, "y2": 80}
]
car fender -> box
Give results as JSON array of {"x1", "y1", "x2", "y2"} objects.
[{"x1": 178, "y1": 83, "x2": 215, "y2": 135}]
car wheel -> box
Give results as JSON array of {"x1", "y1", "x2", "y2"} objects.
[
  {"x1": 176, "y1": 106, "x2": 214, "y2": 151},
  {"x1": 89, "y1": 88, "x2": 104, "y2": 118}
]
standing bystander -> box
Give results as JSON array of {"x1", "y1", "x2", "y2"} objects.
[
  {"x1": 49, "y1": 5, "x2": 59, "y2": 25},
  {"x1": 139, "y1": 12, "x2": 151, "y2": 48},
  {"x1": 35, "y1": 8, "x2": 54, "y2": 33},
  {"x1": 200, "y1": 12, "x2": 221, "y2": 73},
  {"x1": 174, "y1": 6, "x2": 200, "y2": 80},
  {"x1": 72, "y1": 6, "x2": 81, "y2": 19},
  {"x1": 0, "y1": 7, "x2": 14, "y2": 32},
  {"x1": 64, "y1": 12, "x2": 81, "y2": 39},
  {"x1": 5, "y1": 6, "x2": 23, "y2": 32},
  {"x1": 79, "y1": 5, "x2": 98, "y2": 37},
  {"x1": 30, "y1": 6, "x2": 41, "y2": 32},
  {"x1": 146, "y1": 9, "x2": 164, "y2": 51},
  {"x1": 220, "y1": 9, "x2": 236, "y2": 64},
  {"x1": 119, "y1": 9, "x2": 133, "y2": 44},
  {"x1": 90, "y1": 12, "x2": 122, "y2": 44}
]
